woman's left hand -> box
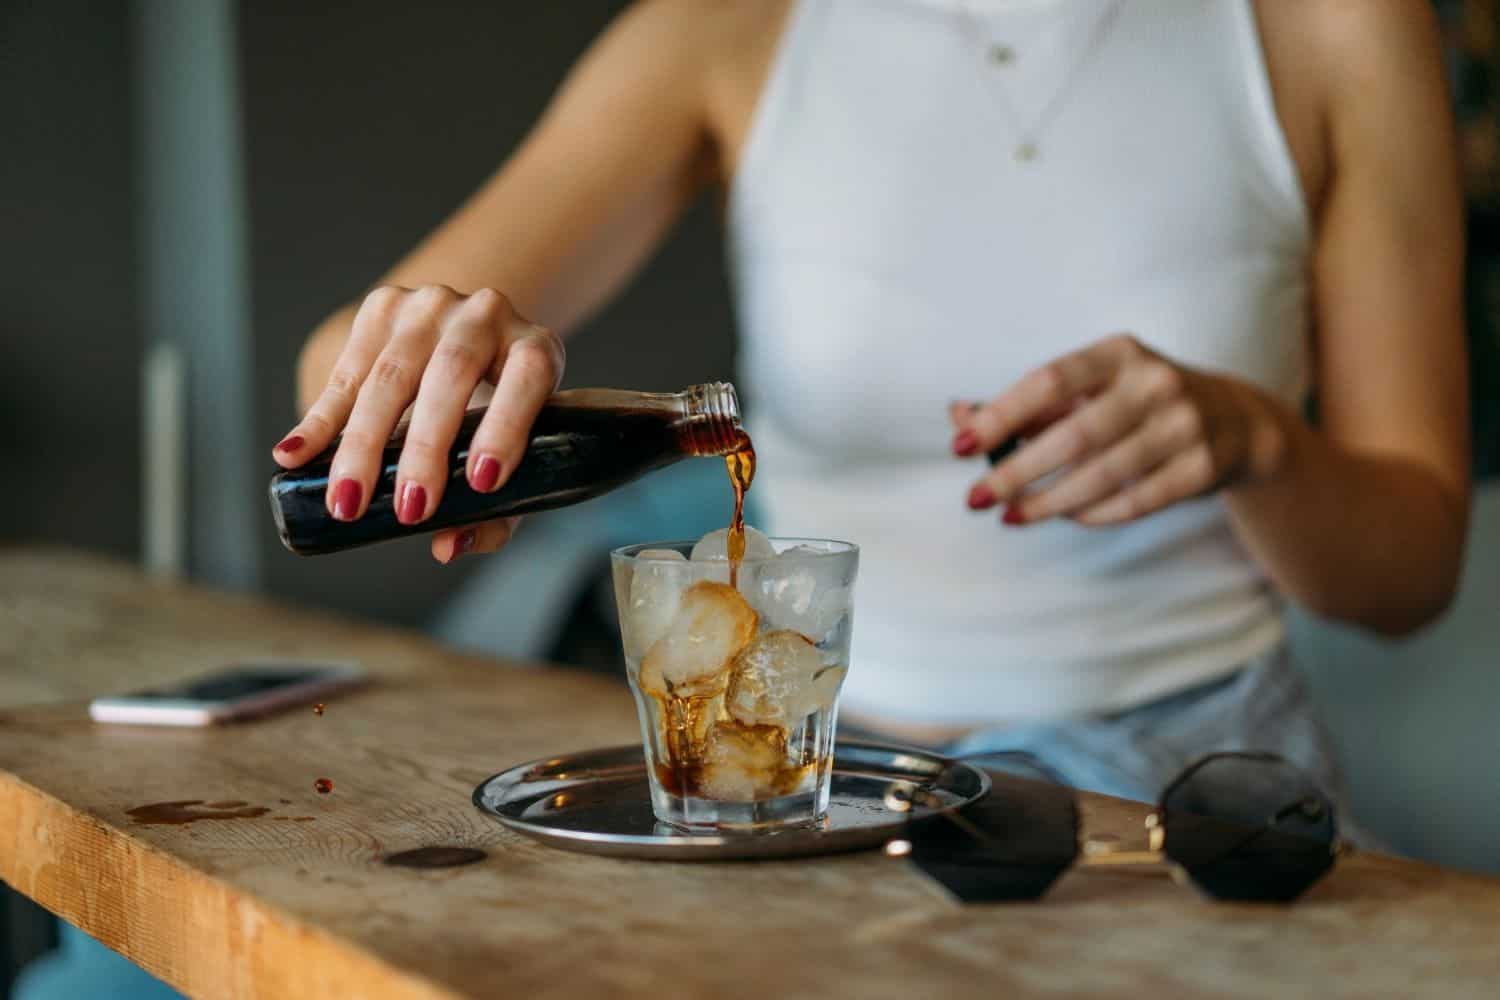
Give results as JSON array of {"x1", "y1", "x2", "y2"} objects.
[{"x1": 950, "y1": 334, "x2": 1283, "y2": 526}]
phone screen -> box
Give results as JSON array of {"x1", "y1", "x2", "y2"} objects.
[{"x1": 133, "y1": 668, "x2": 328, "y2": 702}]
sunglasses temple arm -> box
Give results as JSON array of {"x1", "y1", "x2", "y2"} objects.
[
  {"x1": 915, "y1": 792, "x2": 1166, "y2": 873},
  {"x1": 1077, "y1": 847, "x2": 1160, "y2": 867},
  {"x1": 911, "y1": 790, "x2": 999, "y2": 846},
  {"x1": 914, "y1": 789, "x2": 1153, "y2": 862},
  {"x1": 1156, "y1": 796, "x2": 1326, "y2": 869},
  {"x1": 1226, "y1": 798, "x2": 1321, "y2": 856}
]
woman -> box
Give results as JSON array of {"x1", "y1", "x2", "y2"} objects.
[{"x1": 273, "y1": 0, "x2": 1469, "y2": 809}]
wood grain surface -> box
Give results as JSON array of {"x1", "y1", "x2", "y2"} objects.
[
  {"x1": 2, "y1": 548, "x2": 1499, "y2": 999},
  {"x1": 0, "y1": 548, "x2": 545, "y2": 710}
]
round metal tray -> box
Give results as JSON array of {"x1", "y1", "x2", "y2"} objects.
[{"x1": 472, "y1": 741, "x2": 989, "y2": 861}]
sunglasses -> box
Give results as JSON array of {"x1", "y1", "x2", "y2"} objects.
[{"x1": 883, "y1": 751, "x2": 1351, "y2": 903}]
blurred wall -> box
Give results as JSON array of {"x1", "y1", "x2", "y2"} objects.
[
  {"x1": 0, "y1": 1, "x2": 141, "y2": 557},
  {"x1": 239, "y1": 1, "x2": 738, "y2": 629}
]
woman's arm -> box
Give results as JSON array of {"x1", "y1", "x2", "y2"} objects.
[
  {"x1": 1222, "y1": 0, "x2": 1469, "y2": 635},
  {"x1": 297, "y1": 0, "x2": 721, "y2": 410},
  {"x1": 280, "y1": 1, "x2": 732, "y2": 561}
]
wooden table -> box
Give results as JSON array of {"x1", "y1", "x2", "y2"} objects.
[{"x1": 3, "y1": 548, "x2": 1499, "y2": 999}]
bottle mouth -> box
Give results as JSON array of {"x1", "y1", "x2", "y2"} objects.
[{"x1": 683, "y1": 381, "x2": 744, "y2": 456}]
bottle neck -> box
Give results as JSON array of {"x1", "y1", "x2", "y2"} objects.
[{"x1": 678, "y1": 382, "x2": 744, "y2": 457}]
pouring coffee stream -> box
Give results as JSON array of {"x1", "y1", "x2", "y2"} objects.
[{"x1": 724, "y1": 430, "x2": 756, "y2": 588}]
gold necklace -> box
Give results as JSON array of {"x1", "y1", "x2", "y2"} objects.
[{"x1": 953, "y1": 0, "x2": 1124, "y2": 163}]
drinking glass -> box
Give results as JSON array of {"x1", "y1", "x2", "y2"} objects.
[{"x1": 611, "y1": 538, "x2": 858, "y2": 830}]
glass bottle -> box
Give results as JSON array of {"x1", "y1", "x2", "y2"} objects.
[{"x1": 269, "y1": 382, "x2": 744, "y2": 555}]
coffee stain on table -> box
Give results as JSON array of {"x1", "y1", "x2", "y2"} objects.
[
  {"x1": 383, "y1": 846, "x2": 487, "y2": 869},
  {"x1": 126, "y1": 800, "x2": 272, "y2": 825}
]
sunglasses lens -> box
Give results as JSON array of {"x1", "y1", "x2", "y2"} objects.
[
  {"x1": 907, "y1": 755, "x2": 1078, "y2": 902},
  {"x1": 1161, "y1": 754, "x2": 1336, "y2": 903}
]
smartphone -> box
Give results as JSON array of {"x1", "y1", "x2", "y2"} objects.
[{"x1": 89, "y1": 662, "x2": 367, "y2": 726}]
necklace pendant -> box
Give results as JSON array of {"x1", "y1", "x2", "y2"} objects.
[{"x1": 1014, "y1": 142, "x2": 1039, "y2": 162}]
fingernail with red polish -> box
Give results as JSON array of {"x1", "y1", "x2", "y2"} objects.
[
  {"x1": 455, "y1": 529, "x2": 477, "y2": 557},
  {"x1": 471, "y1": 455, "x2": 501, "y2": 493},
  {"x1": 1003, "y1": 505, "x2": 1026, "y2": 526},
  {"x1": 275, "y1": 434, "x2": 304, "y2": 453},
  {"x1": 967, "y1": 484, "x2": 997, "y2": 510},
  {"x1": 331, "y1": 479, "x2": 362, "y2": 521},
  {"x1": 397, "y1": 482, "x2": 427, "y2": 525},
  {"x1": 953, "y1": 430, "x2": 979, "y2": 457}
]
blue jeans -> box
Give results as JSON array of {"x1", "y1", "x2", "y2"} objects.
[{"x1": 939, "y1": 644, "x2": 1374, "y2": 846}]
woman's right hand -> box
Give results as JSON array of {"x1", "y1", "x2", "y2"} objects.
[{"x1": 271, "y1": 284, "x2": 566, "y2": 563}]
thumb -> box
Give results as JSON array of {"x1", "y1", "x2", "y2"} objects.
[{"x1": 432, "y1": 517, "x2": 522, "y2": 564}]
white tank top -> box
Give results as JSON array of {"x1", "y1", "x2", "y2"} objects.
[{"x1": 726, "y1": 0, "x2": 1311, "y2": 724}]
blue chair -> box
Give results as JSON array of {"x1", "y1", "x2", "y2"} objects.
[
  {"x1": 13, "y1": 924, "x2": 179, "y2": 1000},
  {"x1": 1289, "y1": 482, "x2": 1500, "y2": 874}
]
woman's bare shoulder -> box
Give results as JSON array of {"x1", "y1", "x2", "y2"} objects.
[
  {"x1": 655, "y1": 0, "x2": 797, "y2": 176},
  {"x1": 1260, "y1": 0, "x2": 1444, "y2": 87},
  {"x1": 1255, "y1": 0, "x2": 1448, "y2": 218},
  {"x1": 628, "y1": 0, "x2": 792, "y2": 54},
  {"x1": 614, "y1": 0, "x2": 794, "y2": 116}
]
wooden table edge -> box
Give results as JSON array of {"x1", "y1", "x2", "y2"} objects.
[{"x1": 0, "y1": 768, "x2": 467, "y2": 1000}]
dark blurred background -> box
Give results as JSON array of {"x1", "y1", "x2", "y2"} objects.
[
  {"x1": 1, "y1": 0, "x2": 737, "y2": 632},
  {"x1": 2, "y1": 0, "x2": 1499, "y2": 922}
]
